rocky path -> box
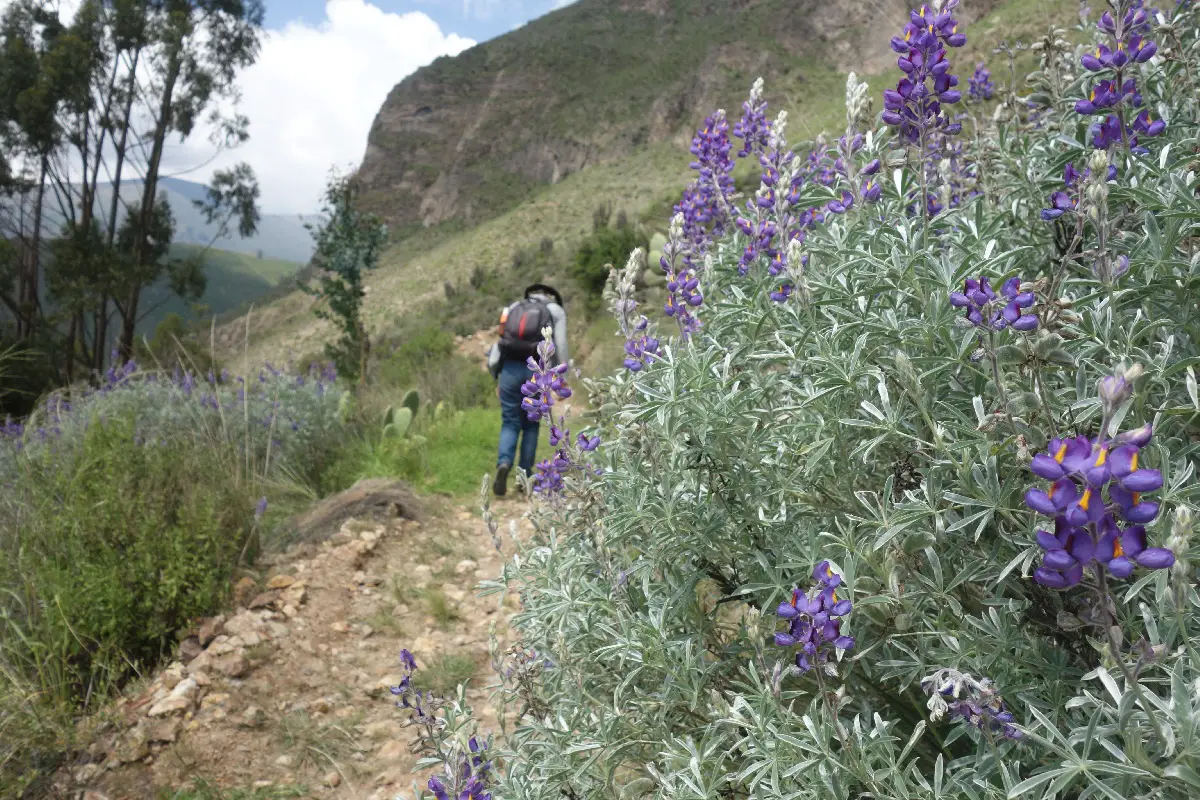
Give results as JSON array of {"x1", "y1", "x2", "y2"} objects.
[{"x1": 61, "y1": 495, "x2": 532, "y2": 800}]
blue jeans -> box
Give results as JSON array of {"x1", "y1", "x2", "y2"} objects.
[{"x1": 497, "y1": 360, "x2": 539, "y2": 474}]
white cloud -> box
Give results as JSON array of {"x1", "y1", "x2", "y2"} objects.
[{"x1": 161, "y1": 0, "x2": 474, "y2": 214}]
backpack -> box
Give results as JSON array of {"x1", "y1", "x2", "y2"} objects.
[{"x1": 498, "y1": 296, "x2": 553, "y2": 362}]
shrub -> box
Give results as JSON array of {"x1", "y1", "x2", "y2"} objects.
[
  {"x1": 0, "y1": 359, "x2": 346, "y2": 792},
  {"x1": 571, "y1": 224, "x2": 648, "y2": 296},
  {"x1": 378, "y1": 325, "x2": 494, "y2": 411},
  {"x1": 395, "y1": 3, "x2": 1200, "y2": 799}
]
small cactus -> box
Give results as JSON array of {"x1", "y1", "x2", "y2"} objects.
[
  {"x1": 401, "y1": 388, "x2": 420, "y2": 419},
  {"x1": 382, "y1": 405, "x2": 396, "y2": 427},
  {"x1": 381, "y1": 407, "x2": 413, "y2": 440}
]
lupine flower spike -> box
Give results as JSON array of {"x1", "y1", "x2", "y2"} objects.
[
  {"x1": 774, "y1": 561, "x2": 855, "y2": 675},
  {"x1": 1026, "y1": 370, "x2": 1174, "y2": 588}
]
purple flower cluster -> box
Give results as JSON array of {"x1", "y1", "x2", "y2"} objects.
[
  {"x1": 950, "y1": 277, "x2": 1038, "y2": 331},
  {"x1": 1026, "y1": 418, "x2": 1174, "y2": 588},
  {"x1": 660, "y1": 216, "x2": 704, "y2": 338},
  {"x1": 674, "y1": 111, "x2": 737, "y2": 266},
  {"x1": 733, "y1": 78, "x2": 770, "y2": 159},
  {"x1": 623, "y1": 318, "x2": 661, "y2": 372},
  {"x1": 390, "y1": 648, "x2": 440, "y2": 730},
  {"x1": 427, "y1": 738, "x2": 494, "y2": 800},
  {"x1": 1075, "y1": 6, "x2": 1165, "y2": 151},
  {"x1": 520, "y1": 338, "x2": 572, "y2": 422},
  {"x1": 774, "y1": 561, "x2": 855, "y2": 674},
  {"x1": 967, "y1": 62, "x2": 994, "y2": 102},
  {"x1": 922, "y1": 669, "x2": 1022, "y2": 741},
  {"x1": 882, "y1": 2, "x2": 967, "y2": 145}
]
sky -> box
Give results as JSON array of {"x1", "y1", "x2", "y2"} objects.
[{"x1": 3, "y1": 0, "x2": 573, "y2": 215}]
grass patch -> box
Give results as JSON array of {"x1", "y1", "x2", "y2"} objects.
[
  {"x1": 414, "y1": 651, "x2": 479, "y2": 696},
  {"x1": 326, "y1": 406, "x2": 550, "y2": 499},
  {"x1": 271, "y1": 710, "x2": 362, "y2": 774}
]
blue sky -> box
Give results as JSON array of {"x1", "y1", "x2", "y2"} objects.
[{"x1": 264, "y1": 0, "x2": 559, "y2": 47}]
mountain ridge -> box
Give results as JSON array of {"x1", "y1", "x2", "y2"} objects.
[{"x1": 355, "y1": 0, "x2": 1003, "y2": 234}]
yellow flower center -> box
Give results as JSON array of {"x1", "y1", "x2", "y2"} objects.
[
  {"x1": 1113, "y1": 537, "x2": 1125, "y2": 558},
  {"x1": 1133, "y1": 492, "x2": 1142, "y2": 505},
  {"x1": 1079, "y1": 488, "x2": 1093, "y2": 511},
  {"x1": 1094, "y1": 447, "x2": 1108, "y2": 467},
  {"x1": 1131, "y1": 452, "x2": 1139, "y2": 471},
  {"x1": 1054, "y1": 443, "x2": 1068, "y2": 463}
]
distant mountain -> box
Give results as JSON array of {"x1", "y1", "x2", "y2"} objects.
[
  {"x1": 356, "y1": 0, "x2": 1006, "y2": 235},
  {"x1": 104, "y1": 177, "x2": 320, "y2": 264},
  {"x1": 137, "y1": 242, "x2": 303, "y2": 335}
]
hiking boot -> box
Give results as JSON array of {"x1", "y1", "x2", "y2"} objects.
[{"x1": 493, "y1": 463, "x2": 510, "y2": 497}]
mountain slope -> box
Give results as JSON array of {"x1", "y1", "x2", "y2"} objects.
[
  {"x1": 217, "y1": 0, "x2": 1078, "y2": 371},
  {"x1": 357, "y1": 0, "x2": 1004, "y2": 234}
]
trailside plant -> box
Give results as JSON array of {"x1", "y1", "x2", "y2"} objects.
[
  {"x1": 302, "y1": 172, "x2": 388, "y2": 385},
  {"x1": 391, "y1": 1, "x2": 1200, "y2": 798}
]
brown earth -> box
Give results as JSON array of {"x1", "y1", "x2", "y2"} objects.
[{"x1": 56, "y1": 493, "x2": 536, "y2": 799}]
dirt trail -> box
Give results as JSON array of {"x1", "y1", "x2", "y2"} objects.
[{"x1": 61, "y1": 495, "x2": 534, "y2": 800}]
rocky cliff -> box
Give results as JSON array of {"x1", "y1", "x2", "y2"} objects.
[{"x1": 356, "y1": 0, "x2": 1001, "y2": 233}]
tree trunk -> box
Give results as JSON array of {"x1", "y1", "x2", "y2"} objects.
[
  {"x1": 102, "y1": 47, "x2": 142, "y2": 372},
  {"x1": 64, "y1": 313, "x2": 78, "y2": 384},
  {"x1": 119, "y1": 42, "x2": 181, "y2": 362},
  {"x1": 23, "y1": 156, "x2": 48, "y2": 341}
]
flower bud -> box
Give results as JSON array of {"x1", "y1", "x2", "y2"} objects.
[
  {"x1": 1098, "y1": 373, "x2": 1134, "y2": 414},
  {"x1": 1088, "y1": 148, "x2": 1111, "y2": 175},
  {"x1": 1168, "y1": 506, "x2": 1194, "y2": 579}
]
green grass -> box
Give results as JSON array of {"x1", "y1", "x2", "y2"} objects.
[
  {"x1": 414, "y1": 651, "x2": 479, "y2": 696},
  {"x1": 140, "y1": 243, "x2": 303, "y2": 335}
]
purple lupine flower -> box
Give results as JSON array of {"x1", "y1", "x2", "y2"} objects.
[
  {"x1": 967, "y1": 62, "x2": 994, "y2": 101},
  {"x1": 923, "y1": 669, "x2": 1022, "y2": 740},
  {"x1": 949, "y1": 276, "x2": 1038, "y2": 331},
  {"x1": 774, "y1": 561, "x2": 855, "y2": 674},
  {"x1": 1075, "y1": 5, "x2": 1165, "y2": 151},
  {"x1": 532, "y1": 451, "x2": 572, "y2": 496},
  {"x1": 1026, "y1": 415, "x2": 1173, "y2": 588},
  {"x1": 882, "y1": 3, "x2": 967, "y2": 146},
  {"x1": 623, "y1": 319, "x2": 661, "y2": 372},
  {"x1": 254, "y1": 497, "x2": 268, "y2": 520},
  {"x1": 520, "y1": 336, "x2": 572, "y2": 422},
  {"x1": 733, "y1": 78, "x2": 770, "y2": 159},
  {"x1": 1041, "y1": 160, "x2": 1115, "y2": 220},
  {"x1": 674, "y1": 109, "x2": 737, "y2": 265},
  {"x1": 660, "y1": 214, "x2": 704, "y2": 338}
]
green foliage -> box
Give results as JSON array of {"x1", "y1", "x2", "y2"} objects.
[
  {"x1": 402, "y1": 387, "x2": 421, "y2": 418},
  {"x1": 571, "y1": 220, "x2": 649, "y2": 297},
  {"x1": 415, "y1": 651, "x2": 478, "y2": 695},
  {"x1": 382, "y1": 406, "x2": 415, "y2": 440},
  {"x1": 0, "y1": 362, "x2": 345, "y2": 793},
  {"x1": 302, "y1": 173, "x2": 388, "y2": 385},
  {"x1": 378, "y1": 325, "x2": 494, "y2": 412},
  {"x1": 399, "y1": 6, "x2": 1200, "y2": 800}
]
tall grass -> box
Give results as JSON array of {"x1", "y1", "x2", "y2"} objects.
[{"x1": 0, "y1": 360, "x2": 347, "y2": 795}]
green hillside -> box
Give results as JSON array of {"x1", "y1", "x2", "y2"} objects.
[
  {"x1": 139, "y1": 244, "x2": 303, "y2": 335},
  {"x1": 217, "y1": 0, "x2": 1077, "y2": 371}
]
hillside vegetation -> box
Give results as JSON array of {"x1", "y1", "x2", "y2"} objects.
[{"x1": 216, "y1": 0, "x2": 1075, "y2": 371}]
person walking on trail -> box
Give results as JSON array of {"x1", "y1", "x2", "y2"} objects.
[{"x1": 487, "y1": 284, "x2": 568, "y2": 496}]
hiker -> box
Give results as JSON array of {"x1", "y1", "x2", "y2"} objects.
[{"x1": 487, "y1": 284, "x2": 568, "y2": 496}]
